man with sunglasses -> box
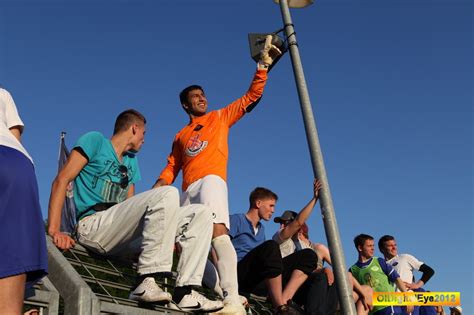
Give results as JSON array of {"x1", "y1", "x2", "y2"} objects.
[{"x1": 47, "y1": 109, "x2": 223, "y2": 312}]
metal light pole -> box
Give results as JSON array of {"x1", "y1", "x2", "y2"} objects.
[{"x1": 273, "y1": 0, "x2": 357, "y2": 314}]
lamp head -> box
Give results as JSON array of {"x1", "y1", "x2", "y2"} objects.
[
  {"x1": 248, "y1": 33, "x2": 286, "y2": 70},
  {"x1": 273, "y1": 0, "x2": 314, "y2": 8}
]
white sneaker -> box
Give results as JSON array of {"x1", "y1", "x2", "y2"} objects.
[
  {"x1": 211, "y1": 301, "x2": 247, "y2": 315},
  {"x1": 178, "y1": 290, "x2": 224, "y2": 312},
  {"x1": 129, "y1": 277, "x2": 172, "y2": 303}
]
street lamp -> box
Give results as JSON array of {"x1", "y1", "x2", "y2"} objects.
[{"x1": 272, "y1": 0, "x2": 357, "y2": 314}]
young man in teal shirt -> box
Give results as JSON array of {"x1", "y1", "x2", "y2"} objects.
[{"x1": 47, "y1": 109, "x2": 222, "y2": 312}]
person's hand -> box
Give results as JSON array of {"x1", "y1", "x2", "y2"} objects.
[
  {"x1": 360, "y1": 288, "x2": 373, "y2": 311},
  {"x1": 49, "y1": 231, "x2": 75, "y2": 250},
  {"x1": 259, "y1": 35, "x2": 282, "y2": 67},
  {"x1": 406, "y1": 305, "x2": 414, "y2": 314},
  {"x1": 405, "y1": 281, "x2": 422, "y2": 290},
  {"x1": 152, "y1": 178, "x2": 168, "y2": 189},
  {"x1": 313, "y1": 178, "x2": 322, "y2": 200},
  {"x1": 323, "y1": 267, "x2": 334, "y2": 285},
  {"x1": 313, "y1": 179, "x2": 322, "y2": 199}
]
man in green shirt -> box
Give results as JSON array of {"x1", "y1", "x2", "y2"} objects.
[{"x1": 350, "y1": 234, "x2": 414, "y2": 315}]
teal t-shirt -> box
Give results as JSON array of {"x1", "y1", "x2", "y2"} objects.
[{"x1": 73, "y1": 131, "x2": 141, "y2": 220}]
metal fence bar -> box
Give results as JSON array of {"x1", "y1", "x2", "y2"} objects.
[{"x1": 47, "y1": 237, "x2": 101, "y2": 314}]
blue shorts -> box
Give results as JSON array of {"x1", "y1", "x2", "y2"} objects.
[
  {"x1": 373, "y1": 305, "x2": 403, "y2": 315},
  {"x1": 0, "y1": 145, "x2": 48, "y2": 287}
]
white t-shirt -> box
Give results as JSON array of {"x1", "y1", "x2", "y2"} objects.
[
  {"x1": 272, "y1": 231, "x2": 324, "y2": 269},
  {"x1": 272, "y1": 231, "x2": 297, "y2": 258},
  {"x1": 387, "y1": 254, "x2": 424, "y2": 284},
  {"x1": 0, "y1": 88, "x2": 32, "y2": 162}
]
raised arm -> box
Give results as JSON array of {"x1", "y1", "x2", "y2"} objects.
[
  {"x1": 47, "y1": 149, "x2": 87, "y2": 250},
  {"x1": 219, "y1": 69, "x2": 268, "y2": 126},
  {"x1": 278, "y1": 179, "x2": 321, "y2": 241}
]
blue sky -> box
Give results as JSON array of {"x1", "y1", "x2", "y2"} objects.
[{"x1": 1, "y1": 0, "x2": 472, "y2": 312}]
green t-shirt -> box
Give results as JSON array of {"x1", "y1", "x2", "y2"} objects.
[
  {"x1": 73, "y1": 131, "x2": 141, "y2": 220},
  {"x1": 351, "y1": 257, "x2": 395, "y2": 314}
]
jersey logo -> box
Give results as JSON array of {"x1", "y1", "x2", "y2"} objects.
[{"x1": 185, "y1": 134, "x2": 208, "y2": 157}]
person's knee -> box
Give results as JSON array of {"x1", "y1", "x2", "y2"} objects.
[
  {"x1": 158, "y1": 185, "x2": 180, "y2": 198},
  {"x1": 260, "y1": 240, "x2": 283, "y2": 263},
  {"x1": 292, "y1": 249, "x2": 318, "y2": 275},
  {"x1": 192, "y1": 204, "x2": 213, "y2": 221},
  {"x1": 259, "y1": 241, "x2": 283, "y2": 278},
  {"x1": 261, "y1": 240, "x2": 280, "y2": 255},
  {"x1": 151, "y1": 186, "x2": 180, "y2": 207}
]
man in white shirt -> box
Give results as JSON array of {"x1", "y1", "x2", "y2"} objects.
[{"x1": 378, "y1": 235, "x2": 436, "y2": 315}]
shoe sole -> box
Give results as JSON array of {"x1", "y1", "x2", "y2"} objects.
[
  {"x1": 129, "y1": 294, "x2": 172, "y2": 303},
  {"x1": 181, "y1": 306, "x2": 225, "y2": 313},
  {"x1": 210, "y1": 309, "x2": 246, "y2": 315}
]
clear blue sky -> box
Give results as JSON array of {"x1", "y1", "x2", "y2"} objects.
[{"x1": 1, "y1": 0, "x2": 472, "y2": 312}]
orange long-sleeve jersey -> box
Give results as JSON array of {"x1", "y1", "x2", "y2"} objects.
[{"x1": 159, "y1": 69, "x2": 268, "y2": 191}]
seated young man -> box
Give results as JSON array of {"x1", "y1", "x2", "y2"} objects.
[
  {"x1": 350, "y1": 234, "x2": 413, "y2": 315},
  {"x1": 229, "y1": 186, "x2": 318, "y2": 314},
  {"x1": 47, "y1": 109, "x2": 222, "y2": 312}
]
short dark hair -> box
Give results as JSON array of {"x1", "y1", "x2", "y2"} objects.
[
  {"x1": 179, "y1": 85, "x2": 204, "y2": 106},
  {"x1": 249, "y1": 187, "x2": 278, "y2": 208},
  {"x1": 378, "y1": 235, "x2": 395, "y2": 252},
  {"x1": 353, "y1": 234, "x2": 374, "y2": 249},
  {"x1": 113, "y1": 109, "x2": 146, "y2": 135}
]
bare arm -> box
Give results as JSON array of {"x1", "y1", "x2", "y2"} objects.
[
  {"x1": 279, "y1": 179, "x2": 321, "y2": 241},
  {"x1": 127, "y1": 184, "x2": 135, "y2": 199},
  {"x1": 154, "y1": 140, "x2": 181, "y2": 188},
  {"x1": 9, "y1": 126, "x2": 23, "y2": 142},
  {"x1": 152, "y1": 178, "x2": 169, "y2": 189},
  {"x1": 395, "y1": 277, "x2": 414, "y2": 314},
  {"x1": 48, "y1": 150, "x2": 88, "y2": 250},
  {"x1": 313, "y1": 243, "x2": 332, "y2": 266},
  {"x1": 350, "y1": 273, "x2": 373, "y2": 311}
]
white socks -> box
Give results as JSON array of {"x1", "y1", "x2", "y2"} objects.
[{"x1": 212, "y1": 234, "x2": 240, "y2": 304}]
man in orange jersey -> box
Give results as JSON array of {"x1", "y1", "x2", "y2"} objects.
[{"x1": 153, "y1": 36, "x2": 282, "y2": 314}]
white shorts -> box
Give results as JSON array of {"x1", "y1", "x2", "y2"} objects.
[{"x1": 181, "y1": 174, "x2": 230, "y2": 229}]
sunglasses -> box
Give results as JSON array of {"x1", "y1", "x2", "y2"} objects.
[{"x1": 118, "y1": 165, "x2": 129, "y2": 189}]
